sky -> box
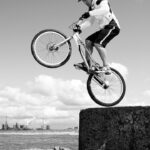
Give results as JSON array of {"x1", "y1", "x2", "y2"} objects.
[{"x1": 0, "y1": 0, "x2": 150, "y2": 129}]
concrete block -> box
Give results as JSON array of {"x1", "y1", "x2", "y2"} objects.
[{"x1": 79, "y1": 107, "x2": 150, "y2": 150}]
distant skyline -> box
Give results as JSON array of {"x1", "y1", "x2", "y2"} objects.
[
  {"x1": 0, "y1": 116, "x2": 76, "y2": 130},
  {"x1": 0, "y1": 0, "x2": 150, "y2": 129}
]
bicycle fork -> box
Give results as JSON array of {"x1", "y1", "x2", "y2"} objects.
[{"x1": 93, "y1": 75, "x2": 109, "y2": 89}]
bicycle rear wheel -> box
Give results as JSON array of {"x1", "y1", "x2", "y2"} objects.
[
  {"x1": 31, "y1": 29, "x2": 72, "y2": 68},
  {"x1": 87, "y1": 68, "x2": 126, "y2": 107}
]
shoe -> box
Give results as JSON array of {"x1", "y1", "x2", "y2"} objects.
[
  {"x1": 74, "y1": 62, "x2": 87, "y2": 72},
  {"x1": 102, "y1": 66, "x2": 111, "y2": 75},
  {"x1": 93, "y1": 63, "x2": 102, "y2": 72},
  {"x1": 74, "y1": 62, "x2": 86, "y2": 68}
]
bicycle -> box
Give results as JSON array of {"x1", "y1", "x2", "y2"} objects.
[{"x1": 31, "y1": 18, "x2": 126, "y2": 107}]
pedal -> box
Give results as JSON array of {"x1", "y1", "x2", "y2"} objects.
[
  {"x1": 74, "y1": 64, "x2": 81, "y2": 70},
  {"x1": 74, "y1": 64, "x2": 88, "y2": 72}
]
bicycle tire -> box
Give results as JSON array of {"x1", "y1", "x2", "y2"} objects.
[
  {"x1": 31, "y1": 29, "x2": 72, "y2": 68},
  {"x1": 87, "y1": 67, "x2": 126, "y2": 107}
]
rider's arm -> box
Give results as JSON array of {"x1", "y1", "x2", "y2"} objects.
[
  {"x1": 89, "y1": 1, "x2": 110, "y2": 17},
  {"x1": 79, "y1": 17, "x2": 95, "y2": 30},
  {"x1": 79, "y1": 1, "x2": 110, "y2": 30}
]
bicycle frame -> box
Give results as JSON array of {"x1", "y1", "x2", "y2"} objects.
[
  {"x1": 73, "y1": 33, "x2": 93, "y2": 71},
  {"x1": 55, "y1": 32, "x2": 96, "y2": 72}
]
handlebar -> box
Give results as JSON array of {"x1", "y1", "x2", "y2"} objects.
[{"x1": 68, "y1": 17, "x2": 84, "y2": 30}]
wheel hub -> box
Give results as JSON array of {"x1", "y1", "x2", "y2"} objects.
[
  {"x1": 103, "y1": 81, "x2": 110, "y2": 89},
  {"x1": 47, "y1": 42, "x2": 58, "y2": 52}
]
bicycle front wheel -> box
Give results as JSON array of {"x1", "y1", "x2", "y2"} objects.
[
  {"x1": 87, "y1": 68, "x2": 126, "y2": 107},
  {"x1": 31, "y1": 29, "x2": 72, "y2": 68}
]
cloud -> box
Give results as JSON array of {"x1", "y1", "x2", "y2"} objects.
[
  {"x1": 110, "y1": 62, "x2": 128, "y2": 80},
  {"x1": 0, "y1": 75, "x2": 96, "y2": 128},
  {"x1": 0, "y1": 86, "x2": 39, "y2": 106},
  {"x1": 0, "y1": 71, "x2": 131, "y2": 127},
  {"x1": 28, "y1": 75, "x2": 92, "y2": 106}
]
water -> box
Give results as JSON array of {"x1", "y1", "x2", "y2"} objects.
[{"x1": 0, "y1": 131, "x2": 78, "y2": 150}]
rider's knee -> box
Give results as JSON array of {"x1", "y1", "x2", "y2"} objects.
[
  {"x1": 85, "y1": 40, "x2": 93, "y2": 49},
  {"x1": 94, "y1": 43, "x2": 105, "y2": 49}
]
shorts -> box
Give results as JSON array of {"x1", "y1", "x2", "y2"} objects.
[{"x1": 86, "y1": 19, "x2": 120, "y2": 48}]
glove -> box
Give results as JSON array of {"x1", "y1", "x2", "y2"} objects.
[
  {"x1": 73, "y1": 25, "x2": 82, "y2": 34},
  {"x1": 81, "y1": 12, "x2": 90, "y2": 19}
]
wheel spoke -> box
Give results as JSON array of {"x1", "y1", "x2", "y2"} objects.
[{"x1": 31, "y1": 30, "x2": 71, "y2": 68}]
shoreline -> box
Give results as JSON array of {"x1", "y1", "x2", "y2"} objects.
[{"x1": 0, "y1": 130, "x2": 78, "y2": 135}]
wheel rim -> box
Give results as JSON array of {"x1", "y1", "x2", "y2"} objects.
[
  {"x1": 89, "y1": 71, "x2": 125, "y2": 106},
  {"x1": 33, "y1": 31, "x2": 70, "y2": 67}
]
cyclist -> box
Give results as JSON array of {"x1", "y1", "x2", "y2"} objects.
[{"x1": 74, "y1": 0, "x2": 120, "y2": 74}]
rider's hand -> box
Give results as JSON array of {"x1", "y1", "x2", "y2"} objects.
[
  {"x1": 73, "y1": 25, "x2": 82, "y2": 34},
  {"x1": 81, "y1": 12, "x2": 90, "y2": 19}
]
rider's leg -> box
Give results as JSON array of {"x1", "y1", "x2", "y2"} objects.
[
  {"x1": 94, "y1": 43, "x2": 111, "y2": 74},
  {"x1": 93, "y1": 26, "x2": 120, "y2": 73},
  {"x1": 85, "y1": 39, "x2": 93, "y2": 68},
  {"x1": 94, "y1": 43, "x2": 109, "y2": 67}
]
